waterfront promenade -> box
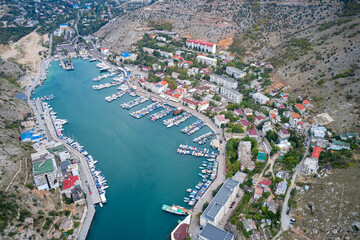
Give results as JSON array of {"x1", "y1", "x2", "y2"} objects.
[{"x1": 26, "y1": 59, "x2": 99, "y2": 240}]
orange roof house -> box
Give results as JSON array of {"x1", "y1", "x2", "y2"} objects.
[
  {"x1": 296, "y1": 103, "x2": 306, "y2": 111},
  {"x1": 291, "y1": 112, "x2": 300, "y2": 119},
  {"x1": 312, "y1": 146, "x2": 323, "y2": 159},
  {"x1": 160, "y1": 80, "x2": 168, "y2": 86}
]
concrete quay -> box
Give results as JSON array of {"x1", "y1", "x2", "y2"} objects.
[{"x1": 26, "y1": 58, "x2": 99, "y2": 240}]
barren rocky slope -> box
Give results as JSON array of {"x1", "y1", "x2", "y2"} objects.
[{"x1": 0, "y1": 61, "x2": 83, "y2": 239}]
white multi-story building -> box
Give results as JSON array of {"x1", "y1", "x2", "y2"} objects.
[
  {"x1": 196, "y1": 55, "x2": 217, "y2": 67},
  {"x1": 200, "y1": 178, "x2": 240, "y2": 227},
  {"x1": 226, "y1": 66, "x2": 246, "y2": 79},
  {"x1": 220, "y1": 87, "x2": 243, "y2": 103},
  {"x1": 301, "y1": 157, "x2": 319, "y2": 175},
  {"x1": 186, "y1": 39, "x2": 216, "y2": 54},
  {"x1": 252, "y1": 92, "x2": 270, "y2": 105},
  {"x1": 31, "y1": 151, "x2": 59, "y2": 190},
  {"x1": 210, "y1": 74, "x2": 238, "y2": 89}
]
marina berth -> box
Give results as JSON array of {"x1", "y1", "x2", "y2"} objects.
[
  {"x1": 42, "y1": 100, "x2": 108, "y2": 203},
  {"x1": 163, "y1": 112, "x2": 192, "y2": 127},
  {"x1": 92, "y1": 81, "x2": 124, "y2": 90},
  {"x1": 35, "y1": 94, "x2": 55, "y2": 101},
  {"x1": 177, "y1": 144, "x2": 218, "y2": 158},
  {"x1": 193, "y1": 131, "x2": 215, "y2": 145},
  {"x1": 105, "y1": 90, "x2": 128, "y2": 102},
  {"x1": 129, "y1": 102, "x2": 164, "y2": 119},
  {"x1": 61, "y1": 58, "x2": 74, "y2": 71},
  {"x1": 93, "y1": 73, "x2": 110, "y2": 81},
  {"x1": 148, "y1": 105, "x2": 174, "y2": 121},
  {"x1": 180, "y1": 120, "x2": 206, "y2": 135},
  {"x1": 121, "y1": 96, "x2": 149, "y2": 109}
]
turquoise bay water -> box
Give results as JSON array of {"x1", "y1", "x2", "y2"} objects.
[{"x1": 33, "y1": 59, "x2": 215, "y2": 239}]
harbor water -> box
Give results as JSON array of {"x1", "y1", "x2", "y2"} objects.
[{"x1": 33, "y1": 58, "x2": 216, "y2": 239}]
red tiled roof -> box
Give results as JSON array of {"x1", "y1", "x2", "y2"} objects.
[
  {"x1": 186, "y1": 39, "x2": 214, "y2": 47},
  {"x1": 296, "y1": 103, "x2": 306, "y2": 110},
  {"x1": 256, "y1": 116, "x2": 264, "y2": 120},
  {"x1": 303, "y1": 100, "x2": 310, "y2": 105},
  {"x1": 261, "y1": 179, "x2": 272, "y2": 186},
  {"x1": 312, "y1": 146, "x2": 323, "y2": 159},
  {"x1": 248, "y1": 129, "x2": 258, "y2": 136},
  {"x1": 291, "y1": 112, "x2": 300, "y2": 119},
  {"x1": 63, "y1": 175, "x2": 79, "y2": 190},
  {"x1": 173, "y1": 223, "x2": 189, "y2": 240},
  {"x1": 183, "y1": 98, "x2": 199, "y2": 105},
  {"x1": 255, "y1": 187, "x2": 263, "y2": 196},
  {"x1": 234, "y1": 109, "x2": 243, "y2": 114},
  {"x1": 173, "y1": 93, "x2": 181, "y2": 99},
  {"x1": 240, "y1": 120, "x2": 251, "y2": 127},
  {"x1": 280, "y1": 128, "x2": 290, "y2": 135},
  {"x1": 160, "y1": 80, "x2": 168, "y2": 86}
]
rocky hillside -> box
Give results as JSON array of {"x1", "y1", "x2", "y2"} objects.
[
  {"x1": 96, "y1": 0, "x2": 359, "y2": 132},
  {"x1": 96, "y1": 0, "x2": 344, "y2": 51},
  {"x1": 0, "y1": 61, "x2": 83, "y2": 239}
]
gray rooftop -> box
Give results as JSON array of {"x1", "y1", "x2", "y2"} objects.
[
  {"x1": 212, "y1": 74, "x2": 237, "y2": 84},
  {"x1": 226, "y1": 66, "x2": 245, "y2": 74},
  {"x1": 199, "y1": 223, "x2": 234, "y2": 240},
  {"x1": 201, "y1": 178, "x2": 239, "y2": 222},
  {"x1": 221, "y1": 86, "x2": 242, "y2": 96},
  {"x1": 60, "y1": 160, "x2": 71, "y2": 174}
]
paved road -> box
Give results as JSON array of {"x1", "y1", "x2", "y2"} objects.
[{"x1": 280, "y1": 134, "x2": 310, "y2": 231}]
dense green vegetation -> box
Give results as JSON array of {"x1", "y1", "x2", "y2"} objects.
[
  {"x1": 319, "y1": 149, "x2": 354, "y2": 168},
  {"x1": 0, "y1": 191, "x2": 20, "y2": 235},
  {"x1": 0, "y1": 27, "x2": 35, "y2": 44},
  {"x1": 148, "y1": 21, "x2": 173, "y2": 31}
]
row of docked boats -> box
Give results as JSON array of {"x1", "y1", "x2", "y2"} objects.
[
  {"x1": 186, "y1": 179, "x2": 213, "y2": 206},
  {"x1": 148, "y1": 106, "x2": 173, "y2": 121},
  {"x1": 86, "y1": 155, "x2": 108, "y2": 204},
  {"x1": 193, "y1": 131, "x2": 215, "y2": 145},
  {"x1": 105, "y1": 90, "x2": 128, "y2": 102},
  {"x1": 92, "y1": 81, "x2": 123, "y2": 90},
  {"x1": 184, "y1": 160, "x2": 218, "y2": 206},
  {"x1": 93, "y1": 73, "x2": 110, "y2": 81},
  {"x1": 121, "y1": 96, "x2": 148, "y2": 109},
  {"x1": 181, "y1": 120, "x2": 205, "y2": 135},
  {"x1": 177, "y1": 144, "x2": 218, "y2": 158},
  {"x1": 34, "y1": 94, "x2": 55, "y2": 101},
  {"x1": 163, "y1": 112, "x2": 192, "y2": 128},
  {"x1": 129, "y1": 102, "x2": 163, "y2": 119}
]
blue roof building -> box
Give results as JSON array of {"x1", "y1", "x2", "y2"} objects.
[
  {"x1": 14, "y1": 92, "x2": 26, "y2": 101},
  {"x1": 21, "y1": 131, "x2": 42, "y2": 142}
]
